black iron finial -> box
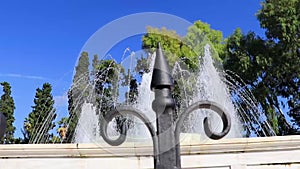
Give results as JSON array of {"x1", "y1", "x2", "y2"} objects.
[
  {"x1": 150, "y1": 43, "x2": 174, "y2": 90},
  {"x1": 100, "y1": 41, "x2": 231, "y2": 169}
]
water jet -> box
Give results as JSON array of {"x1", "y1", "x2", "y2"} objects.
[{"x1": 99, "y1": 43, "x2": 231, "y2": 169}]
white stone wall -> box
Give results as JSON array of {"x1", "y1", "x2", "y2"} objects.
[{"x1": 1, "y1": 135, "x2": 300, "y2": 169}]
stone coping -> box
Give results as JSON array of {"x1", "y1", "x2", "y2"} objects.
[{"x1": 1, "y1": 135, "x2": 300, "y2": 158}]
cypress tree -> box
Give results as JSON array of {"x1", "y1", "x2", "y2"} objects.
[
  {"x1": 23, "y1": 83, "x2": 56, "y2": 143},
  {"x1": 66, "y1": 51, "x2": 90, "y2": 142},
  {"x1": 0, "y1": 82, "x2": 16, "y2": 144}
]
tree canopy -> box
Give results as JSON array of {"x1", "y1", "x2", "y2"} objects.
[
  {"x1": 142, "y1": 21, "x2": 224, "y2": 70},
  {"x1": 23, "y1": 83, "x2": 56, "y2": 143},
  {"x1": 2, "y1": 0, "x2": 300, "y2": 143},
  {"x1": 223, "y1": 0, "x2": 300, "y2": 135},
  {"x1": 0, "y1": 82, "x2": 16, "y2": 144},
  {"x1": 141, "y1": 1, "x2": 300, "y2": 135},
  {"x1": 66, "y1": 51, "x2": 91, "y2": 143}
]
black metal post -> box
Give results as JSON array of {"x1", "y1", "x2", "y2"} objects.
[
  {"x1": 151, "y1": 43, "x2": 177, "y2": 169},
  {"x1": 100, "y1": 42, "x2": 231, "y2": 169}
]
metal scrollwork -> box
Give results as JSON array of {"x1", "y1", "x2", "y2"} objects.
[
  {"x1": 174, "y1": 100, "x2": 231, "y2": 168},
  {"x1": 175, "y1": 100, "x2": 231, "y2": 141},
  {"x1": 99, "y1": 43, "x2": 231, "y2": 169},
  {"x1": 100, "y1": 106, "x2": 159, "y2": 162}
]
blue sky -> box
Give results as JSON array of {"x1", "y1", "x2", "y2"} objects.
[{"x1": 0, "y1": 0, "x2": 264, "y2": 138}]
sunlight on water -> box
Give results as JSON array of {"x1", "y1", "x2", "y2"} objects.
[{"x1": 57, "y1": 45, "x2": 276, "y2": 144}]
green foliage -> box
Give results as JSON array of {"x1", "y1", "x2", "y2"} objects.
[
  {"x1": 223, "y1": 0, "x2": 300, "y2": 135},
  {"x1": 224, "y1": 29, "x2": 269, "y2": 83},
  {"x1": 126, "y1": 79, "x2": 138, "y2": 104},
  {"x1": 142, "y1": 21, "x2": 224, "y2": 71},
  {"x1": 224, "y1": 28, "x2": 290, "y2": 135},
  {"x1": 142, "y1": 21, "x2": 226, "y2": 123},
  {"x1": 65, "y1": 89, "x2": 77, "y2": 143},
  {"x1": 0, "y1": 82, "x2": 16, "y2": 144},
  {"x1": 57, "y1": 117, "x2": 69, "y2": 128},
  {"x1": 184, "y1": 21, "x2": 224, "y2": 62},
  {"x1": 23, "y1": 83, "x2": 57, "y2": 143},
  {"x1": 93, "y1": 59, "x2": 120, "y2": 114},
  {"x1": 74, "y1": 52, "x2": 90, "y2": 84},
  {"x1": 261, "y1": 0, "x2": 300, "y2": 134},
  {"x1": 135, "y1": 55, "x2": 150, "y2": 76},
  {"x1": 56, "y1": 117, "x2": 68, "y2": 142},
  {"x1": 66, "y1": 51, "x2": 91, "y2": 143},
  {"x1": 91, "y1": 54, "x2": 100, "y2": 79},
  {"x1": 142, "y1": 26, "x2": 197, "y2": 69},
  {"x1": 257, "y1": 0, "x2": 300, "y2": 45},
  {"x1": 258, "y1": 0, "x2": 300, "y2": 116},
  {"x1": 93, "y1": 58, "x2": 135, "y2": 133}
]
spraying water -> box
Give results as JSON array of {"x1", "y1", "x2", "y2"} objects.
[
  {"x1": 130, "y1": 53, "x2": 156, "y2": 140},
  {"x1": 74, "y1": 102, "x2": 100, "y2": 143},
  {"x1": 30, "y1": 44, "x2": 276, "y2": 144},
  {"x1": 194, "y1": 45, "x2": 242, "y2": 138},
  {"x1": 62, "y1": 45, "x2": 275, "y2": 144}
]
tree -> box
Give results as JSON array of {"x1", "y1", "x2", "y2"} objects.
[
  {"x1": 23, "y1": 83, "x2": 57, "y2": 143},
  {"x1": 223, "y1": 0, "x2": 300, "y2": 135},
  {"x1": 184, "y1": 21, "x2": 224, "y2": 62},
  {"x1": 257, "y1": 0, "x2": 300, "y2": 132},
  {"x1": 142, "y1": 26, "x2": 197, "y2": 69},
  {"x1": 142, "y1": 21, "x2": 225, "y2": 122},
  {"x1": 67, "y1": 52, "x2": 132, "y2": 142},
  {"x1": 92, "y1": 55, "x2": 138, "y2": 133},
  {"x1": 93, "y1": 59, "x2": 119, "y2": 113},
  {"x1": 56, "y1": 117, "x2": 68, "y2": 142},
  {"x1": 92, "y1": 54, "x2": 99, "y2": 75},
  {"x1": 0, "y1": 82, "x2": 16, "y2": 144},
  {"x1": 223, "y1": 29, "x2": 280, "y2": 135},
  {"x1": 66, "y1": 51, "x2": 91, "y2": 143},
  {"x1": 142, "y1": 21, "x2": 224, "y2": 70},
  {"x1": 93, "y1": 59, "x2": 126, "y2": 132},
  {"x1": 257, "y1": 0, "x2": 299, "y2": 48}
]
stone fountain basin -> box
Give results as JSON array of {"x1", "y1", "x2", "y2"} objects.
[{"x1": 1, "y1": 135, "x2": 300, "y2": 169}]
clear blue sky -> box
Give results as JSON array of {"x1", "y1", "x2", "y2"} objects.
[{"x1": 0, "y1": 0, "x2": 264, "y2": 138}]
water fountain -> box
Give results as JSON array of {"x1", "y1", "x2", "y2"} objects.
[
  {"x1": 73, "y1": 42, "x2": 275, "y2": 146},
  {"x1": 98, "y1": 43, "x2": 231, "y2": 169},
  {"x1": 65, "y1": 36, "x2": 281, "y2": 168},
  {"x1": 1, "y1": 43, "x2": 299, "y2": 169},
  {"x1": 74, "y1": 102, "x2": 100, "y2": 143},
  {"x1": 0, "y1": 9, "x2": 298, "y2": 167}
]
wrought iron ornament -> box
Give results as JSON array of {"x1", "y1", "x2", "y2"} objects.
[{"x1": 100, "y1": 43, "x2": 231, "y2": 169}]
